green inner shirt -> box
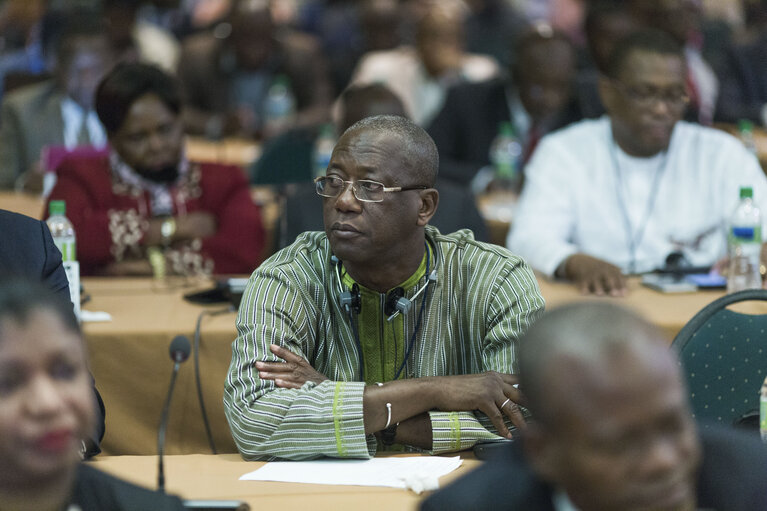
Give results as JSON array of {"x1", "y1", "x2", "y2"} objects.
[{"x1": 340, "y1": 247, "x2": 431, "y2": 385}]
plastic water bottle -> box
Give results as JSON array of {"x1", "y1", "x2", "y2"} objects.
[
  {"x1": 263, "y1": 74, "x2": 296, "y2": 134},
  {"x1": 739, "y1": 119, "x2": 757, "y2": 155},
  {"x1": 46, "y1": 200, "x2": 81, "y2": 320},
  {"x1": 727, "y1": 187, "x2": 762, "y2": 293},
  {"x1": 761, "y1": 376, "x2": 767, "y2": 443},
  {"x1": 313, "y1": 123, "x2": 336, "y2": 178},
  {"x1": 47, "y1": 200, "x2": 76, "y2": 261},
  {"x1": 489, "y1": 122, "x2": 522, "y2": 187}
]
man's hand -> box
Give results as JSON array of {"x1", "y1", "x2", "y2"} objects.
[
  {"x1": 431, "y1": 372, "x2": 526, "y2": 439},
  {"x1": 560, "y1": 253, "x2": 627, "y2": 296},
  {"x1": 255, "y1": 344, "x2": 329, "y2": 389}
]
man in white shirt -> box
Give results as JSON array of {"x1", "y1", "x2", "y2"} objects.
[
  {"x1": 508, "y1": 29, "x2": 767, "y2": 295},
  {"x1": 0, "y1": 14, "x2": 112, "y2": 191}
]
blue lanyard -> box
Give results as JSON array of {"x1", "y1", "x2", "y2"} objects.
[{"x1": 609, "y1": 140, "x2": 669, "y2": 274}]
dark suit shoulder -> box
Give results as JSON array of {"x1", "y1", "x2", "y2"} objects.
[
  {"x1": 420, "y1": 441, "x2": 555, "y2": 511},
  {"x1": 697, "y1": 424, "x2": 767, "y2": 511},
  {"x1": 71, "y1": 464, "x2": 186, "y2": 511},
  {"x1": 0, "y1": 208, "x2": 43, "y2": 233}
]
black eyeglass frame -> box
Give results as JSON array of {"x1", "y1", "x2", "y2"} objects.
[{"x1": 609, "y1": 78, "x2": 691, "y2": 110}]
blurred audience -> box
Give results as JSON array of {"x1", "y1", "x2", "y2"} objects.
[
  {"x1": 508, "y1": 30, "x2": 767, "y2": 296},
  {"x1": 0, "y1": 14, "x2": 113, "y2": 192},
  {"x1": 428, "y1": 22, "x2": 580, "y2": 188},
  {"x1": 0, "y1": 0, "x2": 48, "y2": 101},
  {"x1": 0, "y1": 278, "x2": 185, "y2": 509},
  {"x1": 422, "y1": 302, "x2": 767, "y2": 511},
  {"x1": 629, "y1": 0, "x2": 720, "y2": 124},
  {"x1": 463, "y1": 0, "x2": 526, "y2": 69},
  {"x1": 346, "y1": 0, "x2": 499, "y2": 127},
  {"x1": 715, "y1": 1, "x2": 767, "y2": 127},
  {"x1": 297, "y1": 0, "x2": 403, "y2": 96},
  {"x1": 104, "y1": 0, "x2": 181, "y2": 72},
  {"x1": 576, "y1": 0, "x2": 638, "y2": 119},
  {"x1": 45, "y1": 63, "x2": 265, "y2": 277},
  {"x1": 178, "y1": 0, "x2": 332, "y2": 140}
]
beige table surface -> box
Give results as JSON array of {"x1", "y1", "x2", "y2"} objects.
[
  {"x1": 82, "y1": 277, "x2": 240, "y2": 455},
  {"x1": 537, "y1": 275, "x2": 729, "y2": 340},
  {"x1": 92, "y1": 453, "x2": 482, "y2": 511}
]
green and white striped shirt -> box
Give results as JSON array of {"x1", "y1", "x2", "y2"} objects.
[{"x1": 224, "y1": 226, "x2": 544, "y2": 460}]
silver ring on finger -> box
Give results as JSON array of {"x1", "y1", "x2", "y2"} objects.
[{"x1": 500, "y1": 398, "x2": 511, "y2": 409}]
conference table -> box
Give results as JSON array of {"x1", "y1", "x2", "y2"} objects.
[
  {"x1": 78, "y1": 274, "x2": 733, "y2": 456},
  {"x1": 92, "y1": 453, "x2": 481, "y2": 510}
]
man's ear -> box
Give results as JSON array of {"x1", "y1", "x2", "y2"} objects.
[
  {"x1": 416, "y1": 188, "x2": 439, "y2": 227},
  {"x1": 523, "y1": 425, "x2": 561, "y2": 483}
]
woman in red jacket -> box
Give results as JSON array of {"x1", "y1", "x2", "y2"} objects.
[{"x1": 46, "y1": 63, "x2": 265, "y2": 277}]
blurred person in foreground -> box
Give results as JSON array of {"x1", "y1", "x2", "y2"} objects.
[
  {"x1": 428, "y1": 22, "x2": 580, "y2": 189},
  {"x1": 422, "y1": 302, "x2": 767, "y2": 511},
  {"x1": 0, "y1": 209, "x2": 105, "y2": 458},
  {"x1": 0, "y1": 278, "x2": 185, "y2": 510},
  {"x1": 224, "y1": 115, "x2": 543, "y2": 460},
  {"x1": 508, "y1": 29, "x2": 767, "y2": 296},
  {"x1": 45, "y1": 62, "x2": 265, "y2": 277}
]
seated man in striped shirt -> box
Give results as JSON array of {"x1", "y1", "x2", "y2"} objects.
[{"x1": 224, "y1": 115, "x2": 544, "y2": 460}]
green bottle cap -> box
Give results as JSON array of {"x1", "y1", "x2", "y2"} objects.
[
  {"x1": 498, "y1": 122, "x2": 514, "y2": 136},
  {"x1": 738, "y1": 119, "x2": 754, "y2": 133},
  {"x1": 740, "y1": 187, "x2": 754, "y2": 199},
  {"x1": 49, "y1": 200, "x2": 66, "y2": 216},
  {"x1": 318, "y1": 123, "x2": 335, "y2": 137}
]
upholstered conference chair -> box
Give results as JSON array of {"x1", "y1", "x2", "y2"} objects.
[{"x1": 672, "y1": 289, "x2": 767, "y2": 426}]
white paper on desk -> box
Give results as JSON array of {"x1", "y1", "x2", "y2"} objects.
[
  {"x1": 80, "y1": 310, "x2": 112, "y2": 322},
  {"x1": 239, "y1": 456, "x2": 462, "y2": 490}
]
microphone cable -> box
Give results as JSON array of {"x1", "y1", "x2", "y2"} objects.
[{"x1": 193, "y1": 305, "x2": 235, "y2": 455}]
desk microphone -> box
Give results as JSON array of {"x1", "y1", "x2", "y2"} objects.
[
  {"x1": 156, "y1": 336, "x2": 251, "y2": 510},
  {"x1": 158, "y1": 335, "x2": 191, "y2": 493}
]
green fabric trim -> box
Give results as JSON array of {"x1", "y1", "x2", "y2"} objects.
[
  {"x1": 339, "y1": 246, "x2": 431, "y2": 384},
  {"x1": 333, "y1": 382, "x2": 347, "y2": 456},
  {"x1": 449, "y1": 413, "x2": 461, "y2": 450}
]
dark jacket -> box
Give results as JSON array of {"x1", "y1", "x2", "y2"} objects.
[{"x1": 421, "y1": 425, "x2": 767, "y2": 511}]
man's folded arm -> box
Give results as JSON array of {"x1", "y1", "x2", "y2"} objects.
[{"x1": 428, "y1": 256, "x2": 545, "y2": 453}]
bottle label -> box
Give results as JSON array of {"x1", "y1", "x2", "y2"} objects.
[
  {"x1": 732, "y1": 226, "x2": 757, "y2": 240},
  {"x1": 761, "y1": 397, "x2": 767, "y2": 441},
  {"x1": 53, "y1": 238, "x2": 76, "y2": 262},
  {"x1": 64, "y1": 261, "x2": 81, "y2": 322}
]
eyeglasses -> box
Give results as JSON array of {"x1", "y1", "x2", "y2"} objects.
[
  {"x1": 314, "y1": 175, "x2": 427, "y2": 203},
  {"x1": 611, "y1": 80, "x2": 690, "y2": 109}
]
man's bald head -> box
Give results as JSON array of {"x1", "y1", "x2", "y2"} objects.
[
  {"x1": 519, "y1": 302, "x2": 673, "y2": 426},
  {"x1": 341, "y1": 115, "x2": 438, "y2": 187},
  {"x1": 519, "y1": 303, "x2": 701, "y2": 511}
]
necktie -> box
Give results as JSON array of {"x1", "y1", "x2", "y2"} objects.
[{"x1": 76, "y1": 113, "x2": 91, "y2": 146}]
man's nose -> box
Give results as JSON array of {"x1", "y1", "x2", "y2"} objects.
[
  {"x1": 334, "y1": 182, "x2": 363, "y2": 212},
  {"x1": 643, "y1": 434, "x2": 684, "y2": 476}
]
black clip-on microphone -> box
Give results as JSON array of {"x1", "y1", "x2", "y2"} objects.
[{"x1": 157, "y1": 336, "x2": 251, "y2": 510}]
